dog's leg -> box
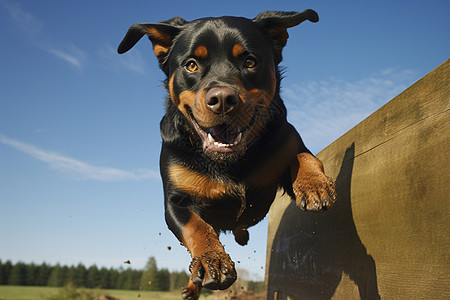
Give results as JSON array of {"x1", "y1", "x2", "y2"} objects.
[
  {"x1": 182, "y1": 209, "x2": 237, "y2": 290},
  {"x1": 290, "y1": 152, "x2": 337, "y2": 211},
  {"x1": 233, "y1": 227, "x2": 249, "y2": 246},
  {"x1": 166, "y1": 203, "x2": 237, "y2": 298}
]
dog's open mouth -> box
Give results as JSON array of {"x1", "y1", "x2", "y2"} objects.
[
  {"x1": 186, "y1": 107, "x2": 246, "y2": 153},
  {"x1": 205, "y1": 124, "x2": 243, "y2": 151}
]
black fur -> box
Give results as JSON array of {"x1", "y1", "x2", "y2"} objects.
[{"x1": 118, "y1": 10, "x2": 335, "y2": 299}]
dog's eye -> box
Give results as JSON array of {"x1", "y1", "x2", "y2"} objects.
[
  {"x1": 185, "y1": 60, "x2": 199, "y2": 72},
  {"x1": 244, "y1": 57, "x2": 257, "y2": 69}
]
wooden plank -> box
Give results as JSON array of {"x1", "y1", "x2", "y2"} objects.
[{"x1": 266, "y1": 59, "x2": 450, "y2": 299}]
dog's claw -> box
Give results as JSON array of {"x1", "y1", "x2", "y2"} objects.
[
  {"x1": 293, "y1": 174, "x2": 336, "y2": 212},
  {"x1": 299, "y1": 199, "x2": 306, "y2": 209},
  {"x1": 182, "y1": 282, "x2": 201, "y2": 300},
  {"x1": 197, "y1": 266, "x2": 205, "y2": 280},
  {"x1": 189, "y1": 251, "x2": 237, "y2": 290}
]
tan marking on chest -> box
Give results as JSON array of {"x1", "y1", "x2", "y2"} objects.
[{"x1": 168, "y1": 164, "x2": 229, "y2": 200}]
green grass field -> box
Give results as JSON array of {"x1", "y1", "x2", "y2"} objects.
[{"x1": 0, "y1": 285, "x2": 200, "y2": 300}]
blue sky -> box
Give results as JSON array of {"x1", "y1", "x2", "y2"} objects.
[{"x1": 0, "y1": 0, "x2": 448, "y2": 280}]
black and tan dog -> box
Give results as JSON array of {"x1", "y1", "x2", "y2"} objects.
[{"x1": 118, "y1": 9, "x2": 336, "y2": 299}]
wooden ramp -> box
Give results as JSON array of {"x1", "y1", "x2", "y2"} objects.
[{"x1": 265, "y1": 59, "x2": 450, "y2": 299}]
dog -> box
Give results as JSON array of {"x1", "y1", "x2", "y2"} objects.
[{"x1": 118, "y1": 9, "x2": 336, "y2": 299}]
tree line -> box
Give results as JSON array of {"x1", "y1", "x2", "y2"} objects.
[{"x1": 0, "y1": 257, "x2": 189, "y2": 291}]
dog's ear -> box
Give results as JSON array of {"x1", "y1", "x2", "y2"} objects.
[
  {"x1": 118, "y1": 18, "x2": 186, "y2": 71},
  {"x1": 253, "y1": 9, "x2": 318, "y2": 63}
]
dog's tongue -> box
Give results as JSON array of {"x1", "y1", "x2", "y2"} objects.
[{"x1": 209, "y1": 124, "x2": 239, "y2": 144}]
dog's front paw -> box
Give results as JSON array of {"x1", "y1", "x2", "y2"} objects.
[
  {"x1": 189, "y1": 251, "x2": 237, "y2": 290},
  {"x1": 293, "y1": 173, "x2": 336, "y2": 211}
]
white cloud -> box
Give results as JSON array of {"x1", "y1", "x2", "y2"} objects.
[
  {"x1": 44, "y1": 44, "x2": 86, "y2": 69},
  {"x1": 1, "y1": 0, "x2": 43, "y2": 32},
  {"x1": 283, "y1": 68, "x2": 418, "y2": 153},
  {"x1": 0, "y1": 135, "x2": 159, "y2": 182},
  {"x1": 99, "y1": 44, "x2": 148, "y2": 75}
]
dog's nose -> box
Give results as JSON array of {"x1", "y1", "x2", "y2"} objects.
[{"x1": 205, "y1": 87, "x2": 239, "y2": 114}]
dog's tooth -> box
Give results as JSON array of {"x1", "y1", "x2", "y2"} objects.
[
  {"x1": 234, "y1": 132, "x2": 242, "y2": 145},
  {"x1": 217, "y1": 142, "x2": 230, "y2": 148},
  {"x1": 208, "y1": 133, "x2": 215, "y2": 145}
]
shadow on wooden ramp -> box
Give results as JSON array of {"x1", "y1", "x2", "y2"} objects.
[
  {"x1": 267, "y1": 144, "x2": 380, "y2": 300},
  {"x1": 265, "y1": 59, "x2": 450, "y2": 299}
]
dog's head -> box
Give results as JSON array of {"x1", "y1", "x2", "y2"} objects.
[{"x1": 118, "y1": 10, "x2": 318, "y2": 162}]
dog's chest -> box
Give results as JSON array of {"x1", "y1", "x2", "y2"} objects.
[{"x1": 198, "y1": 182, "x2": 278, "y2": 231}]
